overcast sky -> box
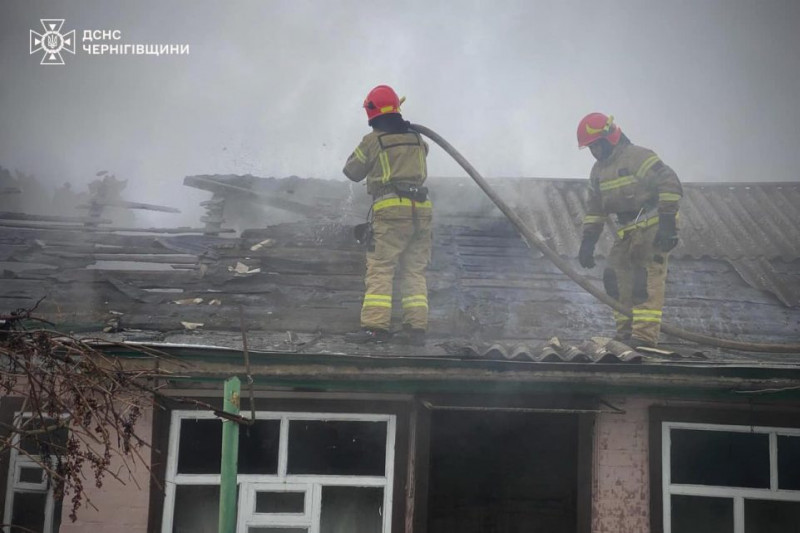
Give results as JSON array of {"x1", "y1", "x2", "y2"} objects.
[{"x1": 1, "y1": 0, "x2": 798, "y2": 221}]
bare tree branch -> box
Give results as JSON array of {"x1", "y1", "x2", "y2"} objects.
[
  {"x1": 0, "y1": 308, "x2": 176, "y2": 524},
  {"x1": 1, "y1": 303, "x2": 254, "y2": 529}
]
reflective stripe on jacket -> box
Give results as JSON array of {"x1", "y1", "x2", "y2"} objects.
[
  {"x1": 582, "y1": 141, "x2": 682, "y2": 239},
  {"x1": 372, "y1": 196, "x2": 432, "y2": 213},
  {"x1": 343, "y1": 129, "x2": 429, "y2": 197}
]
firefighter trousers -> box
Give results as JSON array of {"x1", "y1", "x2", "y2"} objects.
[
  {"x1": 603, "y1": 223, "x2": 670, "y2": 345},
  {"x1": 361, "y1": 200, "x2": 432, "y2": 331}
]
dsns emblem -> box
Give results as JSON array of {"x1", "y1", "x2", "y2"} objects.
[{"x1": 30, "y1": 19, "x2": 76, "y2": 65}]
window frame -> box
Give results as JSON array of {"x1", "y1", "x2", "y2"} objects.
[
  {"x1": 650, "y1": 406, "x2": 800, "y2": 533},
  {"x1": 161, "y1": 410, "x2": 397, "y2": 533},
  {"x1": 2, "y1": 412, "x2": 68, "y2": 533},
  {"x1": 239, "y1": 481, "x2": 313, "y2": 529}
]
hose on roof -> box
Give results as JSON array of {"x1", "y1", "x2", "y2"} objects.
[{"x1": 411, "y1": 123, "x2": 800, "y2": 354}]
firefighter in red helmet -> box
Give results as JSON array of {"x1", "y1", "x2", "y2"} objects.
[
  {"x1": 343, "y1": 85, "x2": 432, "y2": 346},
  {"x1": 576, "y1": 113, "x2": 683, "y2": 347}
]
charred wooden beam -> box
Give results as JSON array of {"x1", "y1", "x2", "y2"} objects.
[
  {"x1": 77, "y1": 200, "x2": 181, "y2": 213},
  {"x1": 0, "y1": 212, "x2": 113, "y2": 224},
  {"x1": 45, "y1": 252, "x2": 199, "y2": 264},
  {"x1": 0, "y1": 220, "x2": 231, "y2": 234},
  {"x1": 46, "y1": 269, "x2": 201, "y2": 284},
  {"x1": 38, "y1": 245, "x2": 175, "y2": 255},
  {"x1": 184, "y1": 176, "x2": 324, "y2": 218}
]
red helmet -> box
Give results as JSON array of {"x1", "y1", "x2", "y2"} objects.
[
  {"x1": 363, "y1": 85, "x2": 403, "y2": 121},
  {"x1": 577, "y1": 113, "x2": 622, "y2": 148}
]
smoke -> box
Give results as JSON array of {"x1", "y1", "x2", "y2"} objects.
[{"x1": 1, "y1": 0, "x2": 798, "y2": 226}]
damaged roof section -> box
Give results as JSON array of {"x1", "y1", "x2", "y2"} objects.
[
  {"x1": 1, "y1": 175, "x2": 798, "y2": 362},
  {"x1": 179, "y1": 175, "x2": 800, "y2": 305}
]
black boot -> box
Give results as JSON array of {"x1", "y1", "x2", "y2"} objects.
[
  {"x1": 345, "y1": 328, "x2": 390, "y2": 344},
  {"x1": 395, "y1": 324, "x2": 426, "y2": 346}
]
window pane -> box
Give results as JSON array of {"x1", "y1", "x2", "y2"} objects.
[
  {"x1": 19, "y1": 417, "x2": 69, "y2": 456},
  {"x1": 240, "y1": 420, "x2": 281, "y2": 475},
  {"x1": 288, "y1": 421, "x2": 386, "y2": 476},
  {"x1": 672, "y1": 495, "x2": 733, "y2": 533},
  {"x1": 178, "y1": 419, "x2": 222, "y2": 474},
  {"x1": 178, "y1": 418, "x2": 281, "y2": 475},
  {"x1": 19, "y1": 466, "x2": 45, "y2": 484},
  {"x1": 671, "y1": 429, "x2": 769, "y2": 488},
  {"x1": 745, "y1": 500, "x2": 800, "y2": 533},
  {"x1": 320, "y1": 486, "x2": 383, "y2": 533},
  {"x1": 778, "y1": 436, "x2": 800, "y2": 490},
  {"x1": 11, "y1": 491, "x2": 47, "y2": 533},
  {"x1": 173, "y1": 485, "x2": 223, "y2": 533},
  {"x1": 255, "y1": 491, "x2": 305, "y2": 513}
]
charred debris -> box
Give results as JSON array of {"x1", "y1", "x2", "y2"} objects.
[{"x1": 1, "y1": 170, "x2": 799, "y2": 363}]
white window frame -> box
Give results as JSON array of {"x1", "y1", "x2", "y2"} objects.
[
  {"x1": 3, "y1": 412, "x2": 67, "y2": 533},
  {"x1": 161, "y1": 410, "x2": 396, "y2": 533},
  {"x1": 238, "y1": 481, "x2": 313, "y2": 530},
  {"x1": 662, "y1": 421, "x2": 800, "y2": 533}
]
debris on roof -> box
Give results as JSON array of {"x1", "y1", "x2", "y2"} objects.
[{"x1": 1, "y1": 175, "x2": 798, "y2": 364}]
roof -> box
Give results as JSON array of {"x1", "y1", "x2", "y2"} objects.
[{"x1": 1, "y1": 175, "x2": 799, "y2": 372}]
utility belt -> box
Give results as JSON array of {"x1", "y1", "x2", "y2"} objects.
[
  {"x1": 616, "y1": 203, "x2": 657, "y2": 225},
  {"x1": 372, "y1": 181, "x2": 429, "y2": 203},
  {"x1": 615, "y1": 206, "x2": 659, "y2": 239},
  {"x1": 355, "y1": 184, "x2": 432, "y2": 247}
]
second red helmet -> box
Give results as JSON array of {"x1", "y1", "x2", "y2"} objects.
[{"x1": 577, "y1": 113, "x2": 622, "y2": 148}]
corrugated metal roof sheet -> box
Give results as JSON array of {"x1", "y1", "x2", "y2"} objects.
[
  {"x1": 466, "y1": 179, "x2": 800, "y2": 261},
  {"x1": 438, "y1": 336, "x2": 646, "y2": 363},
  {"x1": 430, "y1": 178, "x2": 800, "y2": 306},
  {"x1": 729, "y1": 257, "x2": 800, "y2": 308},
  {"x1": 84, "y1": 330, "x2": 751, "y2": 366}
]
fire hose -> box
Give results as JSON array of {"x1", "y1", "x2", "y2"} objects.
[{"x1": 411, "y1": 123, "x2": 800, "y2": 353}]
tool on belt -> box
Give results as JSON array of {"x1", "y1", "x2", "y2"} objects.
[
  {"x1": 354, "y1": 220, "x2": 373, "y2": 246},
  {"x1": 393, "y1": 181, "x2": 428, "y2": 202}
]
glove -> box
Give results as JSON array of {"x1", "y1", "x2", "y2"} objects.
[
  {"x1": 578, "y1": 234, "x2": 599, "y2": 269},
  {"x1": 654, "y1": 214, "x2": 679, "y2": 252}
]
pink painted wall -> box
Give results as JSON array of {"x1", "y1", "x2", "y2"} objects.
[
  {"x1": 58, "y1": 407, "x2": 153, "y2": 533},
  {"x1": 47, "y1": 395, "x2": 703, "y2": 533},
  {"x1": 592, "y1": 396, "x2": 653, "y2": 533}
]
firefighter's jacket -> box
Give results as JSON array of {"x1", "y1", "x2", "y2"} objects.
[
  {"x1": 343, "y1": 129, "x2": 429, "y2": 198},
  {"x1": 582, "y1": 141, "x2": 683, "y2": 240}
]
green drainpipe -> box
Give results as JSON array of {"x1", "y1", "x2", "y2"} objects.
[{"x1": 219, "y1": 376, "x2": 241, "y2": 533}]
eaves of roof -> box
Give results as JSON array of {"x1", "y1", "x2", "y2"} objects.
[{"x1": 101, "y1": 341, "x2": 800, "y2": 400}]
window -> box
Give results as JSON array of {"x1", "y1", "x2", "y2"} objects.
[
  {"x1": 3, "y1": 414, "x2": 67, "y2": 533},
  {"x1": 661, "y1": 422, "x2": 800, "y2": 533},
  {"x1": 161, "y1": 411, "x2": 395, "y2": 533}
]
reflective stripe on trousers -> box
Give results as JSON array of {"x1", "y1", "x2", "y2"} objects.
[
  {"x1": 606, "y1": 223, "x2": 669, "y2": 345},
  {"x1": 360, "y1": 203, "x2": 432, "y2": 330}
]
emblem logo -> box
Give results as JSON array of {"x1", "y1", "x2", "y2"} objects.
[{"x1": 30, "y1": 19, "x2": 76, "y2": 65}]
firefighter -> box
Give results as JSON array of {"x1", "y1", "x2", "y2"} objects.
[
  {"x1": 343, "y1": 85, "x2": 432, "y2": 345},
  {"x1": 576, "y1": 113, "x2": 683, "y2": 348}
]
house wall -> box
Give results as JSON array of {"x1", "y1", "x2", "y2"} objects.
[
  {"x1": 59, "y1": 407, "x2": 153, "y2": 533},
  {"x1": 592, "y1": 396, "x2": 652, "y2": 533},
  {"x1": 46, "y1": 394, "x2": 671, "y2": 533},
  {"x1": 49, "y1": 391, "x2": 799, "y2": 533}
]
